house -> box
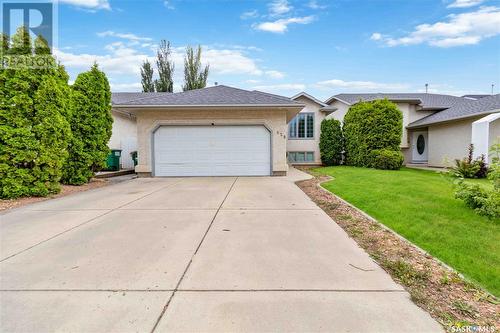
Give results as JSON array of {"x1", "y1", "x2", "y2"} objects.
[
  {"x1": 111, "y1": 85, "x2": 304, "y2": 177},
  {"x1": 109, "y1": 85, "x2": 499, "y2": 176},
  {"x1": 286, "y1": 92, "x2": 336, "y2": 165},
  {"x1": 108, "y1": 93, "x2": 142, "y2": 169},
  {"x1": 288, "y1": 92, "x2": 500, "y2": 167},
  {"x1": 407, "y1": 94, "x2": 500, "y2": 166}
]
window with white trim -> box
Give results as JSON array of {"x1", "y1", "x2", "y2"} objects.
[
  {"x1": 289, "y1": 113, "x2": 314, "y2": 139},
  {"x1": 288, "y1": 151, "x2": 314, "y2": 163}
]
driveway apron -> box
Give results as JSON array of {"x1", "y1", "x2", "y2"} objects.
[{"x1": 0, "y1": 170, "x2": 442, "y2": 332}]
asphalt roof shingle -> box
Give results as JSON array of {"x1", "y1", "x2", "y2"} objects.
[
  {"x1": 112, "y1": 85, "x2": 301, "y2": 107},
  {"x1": 329, "y1": 93, "x2": 468, "y2": 110},
  {"x1": 408, "y1": 94, "x2": 500, "y2": 128}
]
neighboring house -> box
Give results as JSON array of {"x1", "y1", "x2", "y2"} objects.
[
  {"x1": 287, "y1": 92, "x2": 499, "y2": 168},
  {"x1": 287, "y1": 92, "x2": 336, "y2": 165},
  {"x1": 325, "y1": 93, "x2": 500, "y2": 167},
  {"x1": 111, "y1": 85, "x2": 303, "y2": 177},
  {"x1": 407, "y1": 94, "x2": 500, "y2": 166},
  {"x1": 109, "y1": 93, "x2": 143, "y2": 169}
]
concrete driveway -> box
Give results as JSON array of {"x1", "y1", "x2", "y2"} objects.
[{"x1": 0, "y1": 169, "x2": 441, "y2": 332}]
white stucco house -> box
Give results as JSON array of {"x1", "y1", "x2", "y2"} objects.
[
  {"x1": 109, "y1": 86, "x2": 499, "y2": 176},
  {"x1": 287, "y1": 92, "x2": 500, "y2": 167}
]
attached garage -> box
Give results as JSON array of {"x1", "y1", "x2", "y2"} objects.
[
  {"x1": 153, "y1": 125, "x2": 271, "y2": 176},
  {"x1": 112, "y1": 85, "x2": 304, "y2": 177}
]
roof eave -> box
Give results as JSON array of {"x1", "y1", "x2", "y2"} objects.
[
  {"x1": 407, "y1": 109, "x2": 500, "y2": 129},
  {"x1": 325, "y1": 96, "x2": 351, "y2": 105},
  {"x1": 113, "y1": 103, "x2": 305, "y2": 109},
  {"x1": 291, "y1": 92, "x2": 328, "y2": 107}
]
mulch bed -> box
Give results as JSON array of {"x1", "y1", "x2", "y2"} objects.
[
  {"x1": 296, "y1": 170, "x2": 499, "y2": 330},
  {"x1": 0, "y1": 179, "x2": 109, "y2": 212}
]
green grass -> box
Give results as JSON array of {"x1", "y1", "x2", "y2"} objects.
[{"x1": 315, "y1": 166, "x2": 500, "y2": 296}]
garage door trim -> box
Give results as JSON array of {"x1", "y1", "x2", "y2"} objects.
[{"x1": 150, "y1": 123, "x2": 273, "y2": 177}]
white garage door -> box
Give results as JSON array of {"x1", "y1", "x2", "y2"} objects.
[{"x1": 153, "y1": 125, "x2": 271, "y2": 176}]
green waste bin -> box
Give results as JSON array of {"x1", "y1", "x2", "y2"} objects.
[
  {"x1": 105, "y1": 149, "x2": 122, "y2": 171},
  {"x1": 131, "y1": 151, "x2": 138, "y2": 167}
]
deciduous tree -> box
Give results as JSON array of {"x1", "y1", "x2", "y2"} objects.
[{"x1": 183, "y1": 45, "x2": 209, "y2": 91}]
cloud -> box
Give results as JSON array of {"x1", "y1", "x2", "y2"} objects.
[
  {"x1": 55, "y1": 42, "x2": 275, "y2": 79},
  {"x1": 97, "y1": 31, "x2": 153, "y2": 42},
  {"x1": 269, "y1": 0, "x2": 292, "y2": 16},
  {"x1": 253, "y1": 83, "x2": 306, "y2": 94},
  {"x1": 307, "y1": 0, "x2": 327, "y2": 10},
  {"x1": 447, "y1": 0, "x2": 485, "y2": 8},
  {"x1": 59, "y1": 0, "x2": 110, "y2": 10},
  {"x1": 315, "y1": 79, "x2": 409, "y2": 91},
  {"x1": 265, "y1": 70, "x2": 285, "y2": 79},
  {"x1": 55, "y1": 47, "x2": 150, "y2": 75},
  {"x1": 371, "y1": 6, "x2": 500, "y2": 47},
  {"x1": 164, "y1": 1, "x2": 175, "y2": 10},
  {"x1": 253, "y1": 16, "x2": 315, "y2": 33},
  {"x1": 202, "y1": 48, "x2": 264, "y2": 75},
  {"x1": 241, "y1": 10, "x2": 259, "y2": 19},
  {"x1": 109, "y1": 82, "x2": 142, "y2": 91}
]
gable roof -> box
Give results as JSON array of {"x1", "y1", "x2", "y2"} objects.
[
  {"x1": 408, "y1": 94, "x2": 500, "y2": 128},
  {"x1": 462, "y1": 94, "x2": 490, "y2": 100},
  {"x1": 112, "y1": 85, "x2": 303, "y2": 108},
  {"x1": 111, "y1": 92, "x2": 166, "y2": 105},
  {"x1": 291, "y1": 92, "x2": 328, "y2": 107},
  {"x1": 326, "y1": 93, "x2": 468, "y2": 110}
]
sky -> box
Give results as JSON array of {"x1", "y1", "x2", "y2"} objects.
[{"x1": 34, "y1": 0, "x2": 500, "y2": 99}]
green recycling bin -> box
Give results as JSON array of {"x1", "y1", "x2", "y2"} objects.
[
  {"x1": 131, "y1": 151, "x2": 138, "y2": 167},
  {"x1": 105, "y1": 149, "x2": 122, "y2": 171}
]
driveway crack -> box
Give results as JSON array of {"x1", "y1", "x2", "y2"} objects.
[{"x1": 150, "y1": 177, "x2": 239, "y2": 333}]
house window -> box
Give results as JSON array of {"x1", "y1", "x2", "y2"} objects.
[
  {"x1": 288, "y1": 151, "x2": 315, "y2": 163},
  {"x1": 289, "y1": 113, "x2": 314, "y2": 139}
]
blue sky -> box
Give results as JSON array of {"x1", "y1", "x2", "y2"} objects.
[{"x1": 49, "y1": 0, "x2": 500, "y2": 99}]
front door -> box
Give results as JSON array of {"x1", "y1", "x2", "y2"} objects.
[{"x1": 412, "y1": 131, "x2": 428, "y2": 162}]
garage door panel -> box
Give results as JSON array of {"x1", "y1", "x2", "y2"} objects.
[{"x1": 154, "y1": 125, "x2": 271, "y2": 177}]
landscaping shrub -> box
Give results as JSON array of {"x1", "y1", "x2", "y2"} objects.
[
  {"x1": 454, "y1": 143, "x2": 500, "y2": 219},
  {"x1": 0, "y1": 28, "x2": 72, "y2": 199},
  {"x1": 449, "y1": 144, "x2": 488, "y2": 179},
  {"x1": 369, "y1": 148, "x2": 404, "y2": 170},
  {"x1": 343, "y1": 99, "x2": 403, "y2": 168},
  {"x1": 319, "y1": 119, "x2": 343, "y2": 166},
  {"x1": 62, "y1": 64, "x2": 113, "y2": 185}
]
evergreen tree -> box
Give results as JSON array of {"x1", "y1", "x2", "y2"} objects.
[
  {"x1": 0, "y1": 28, "x2": 72, "y2": 198},
  {"x1": 141, "y1": 59, "x2": 155, "y2": 92},
  {"x1": 182, "y1": 45, "x2": 209, "y2": 91},
  {"x1": 0, "y1": 33, "x2": 9, "y2": 55},
  {"x1": 34, "y1": 35, "x2": 51, "y2": 55},
  {"x1": 62, "y1": 63, "x2": 113, "y2": 185},
  {"x1": 10, "y1": 26, "x2": 32, "y2": 55},
  {"x1": 154, "y1": 40, "x2": 174, "y2": 92}
]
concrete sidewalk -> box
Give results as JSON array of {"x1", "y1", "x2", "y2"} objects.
[{"x1": 0, "y1": 169, "x2": 442, "y2": 332}]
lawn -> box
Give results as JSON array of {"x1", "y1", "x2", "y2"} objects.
[{"x1": 315, "y1": 166, "x2": 500, "y2": 297}]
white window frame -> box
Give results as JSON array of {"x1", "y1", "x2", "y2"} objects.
[
  {"x1": 288, "y1": 151, "x2": 315, "y2": 163},
  {"x1": 289, "y1": 112, "x2": 314, "y2": 140}
]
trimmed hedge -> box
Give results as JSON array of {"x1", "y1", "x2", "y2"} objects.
[
  {"x1": 319, "y1": 119, "x2": 343, "y2": 166},
  {"x1": 369, "y1": 149, "x2": 404, "y2": 170},
  {"x1": 343, "y1": 99, "x2": 403, "y2": 168}
]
